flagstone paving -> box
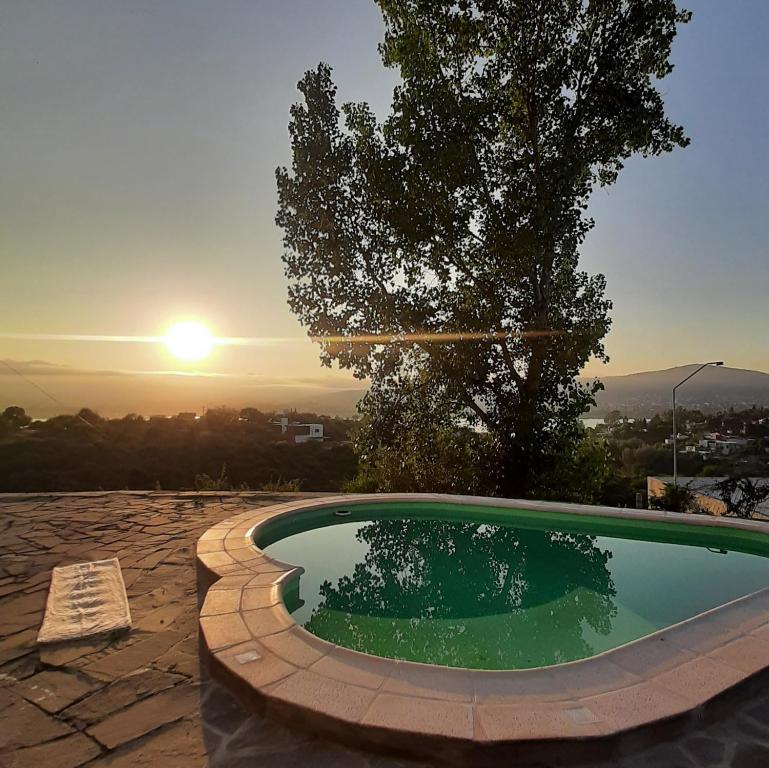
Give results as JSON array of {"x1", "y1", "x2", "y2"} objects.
[{"x1": 1, "y1": 491, "x2": 769, "y2": 767}]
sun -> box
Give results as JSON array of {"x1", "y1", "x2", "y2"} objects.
[{"x1": 164, "y1": 321, "x2": 215, "y2": 362}]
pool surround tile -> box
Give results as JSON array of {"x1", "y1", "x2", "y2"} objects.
[
  {"x1": 750, "y1": 619, "x2": 769, "y2": 642},
  {"x1": 472, "y1": 667, "x2": 564, "y2": 704},
  {"x1": 268, "y1": 669, "x2": 377, "y2": 724},
  {"x1": 608, "y1": 635, "x2": 697, "y2": 677},
  {"x1": 198, "y1": 550, "x2": 236, "y2": 568},
  {"x1": 246, "y1": 570, "x2": 294, "y2": 587},
  {"x1": 652, "y1": 655, "x2": 747, "y2": 705},
  {"x1": 362, "y1": 692, "x2": 475, "y2": 740},
  {"x1": 199, "y1": 588, "x2": 242, "y2": 617},
  {"x1": 382, "y1": 660, "x2": 475, "y2": 702},
  {"x1": 240, "y1": 586, "x2": 280, "y2": 611},
  {"x1": 310, "y1": 646, "x2": 392, "y2": 690},
  {"x1": 576, "y1": 681, "x2": 692, "y2": 733},
  {"x1": 218, "y1": 640, "x2": 298, "y2": 689},
  {"x1": 207, "y1": 574, "x2": 254, "y2": 590},
  {"x1": 475, "y1": 700, "x2": 603, "y2": 741},
  {"x1": 200, "y1": 612, "x2": 251, "y2": 652},
  {"x1": 705, "y1": 634, "x2": 769, "y2": 675},
  {"x1": 529, "y1": 657, "x2": 643, "y2": 700},
  {"x1": 242, "y1": 606, "x2": 295, "y2": 638},
  {"x1": 259, "y1": 627, "x2": 330, "y2": 668}
]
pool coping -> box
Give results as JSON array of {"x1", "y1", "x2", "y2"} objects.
[{"x1": 196, "y1": 493, "x2": 769, "y2": 760}]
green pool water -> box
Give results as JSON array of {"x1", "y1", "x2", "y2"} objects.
[{"x1": 260, "y1": 502, "x2": 769, "y2": 670}]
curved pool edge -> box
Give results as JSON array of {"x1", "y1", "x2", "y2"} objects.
[{"x1": 196, "y1": 493, "x2": 769, "y2": 761}]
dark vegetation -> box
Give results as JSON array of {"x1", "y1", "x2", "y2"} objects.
[
  {"x1": 0, "y1": 406, "x2": 356, "y2": 493},
  {"x1": 4, "y1": 404, "x2": 766, "y2": 503}
]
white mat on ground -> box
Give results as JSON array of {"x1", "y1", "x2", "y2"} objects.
[{"x1": 37, "y1": 557, "x2": 132, "y2": 643}]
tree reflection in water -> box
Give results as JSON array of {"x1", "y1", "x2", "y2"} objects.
[{"x1": 303, "y1": 519, "x2": 618, "y2": 668}]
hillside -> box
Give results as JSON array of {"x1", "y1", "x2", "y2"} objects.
[{"x1": 588, "y1": 365, "x2": 769, "y2": 416}]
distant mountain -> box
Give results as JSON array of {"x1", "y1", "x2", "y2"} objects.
[
  {"x1": 3, "y1": 357, "x2": 767, "y2": 421},
  {"x1": 587, "y1": 365, "x2": 769, "y2": 416}
]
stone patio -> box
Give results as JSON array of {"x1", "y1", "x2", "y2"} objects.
[{"x1": 1, "y1": 492, "x2": 769, "y2": 767}]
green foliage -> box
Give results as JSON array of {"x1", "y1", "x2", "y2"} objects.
[
  {"x1": 194, "y1": 464, "x2": 235, "y2": 491},
  {"x1": 649, "y1": 483, "x2": 699, "y2": 514},
  {"x1": 530, "y1": 436, "x2": 612, "y2": 506},
  {"x1": 599, "y1": 473, "x2": 647, "y2": 509},
  {"x1": 344, "y1": 379, "x2": 612, "y2": 503},
  {"x1": 277, "y1": 0, "x2": 690, "y2": 498},
  {"x1": 260, "y1": 477, "x2": 303, "y2": 492},
  {"x1": 0, "y1": 409, "x2": 356, "y2": 492},
  {"x1": 344, "y1": 383, "x2": 494, "y2": 494}
]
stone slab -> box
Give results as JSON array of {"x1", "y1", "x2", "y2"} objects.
[
  {"x1": 0, "y1": 695, "x2": 74, "y2": 750},
  {"x1": 83, "y1": 631, "x2": 184, "y2": 680},
  {"x1": 14, "y1": 670, "x2": 96, "y2": 713},
  {"x1": 86, "y1": 683, "x2": 200, "y2": 749},
  {"x1": 63, "y1": 668, "x2": 186, "y2": 725},
  {"x1": 85, "y1": 717, "x2": 207, "y2": 768},
  {"x1": 4, "y1": 731, "x2": 102, "y2": 768}
]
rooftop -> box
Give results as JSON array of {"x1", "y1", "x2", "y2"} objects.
[{"x1": 2, "y1": 492, "x2": 769, "y2": 766}]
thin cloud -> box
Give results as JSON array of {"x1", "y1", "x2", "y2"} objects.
[
  {"x1": 0, "y1": 359, "x2": 362, "y2": 390},
  {"x1": 0, "y1": 359, "x2": 127, "y2": 377}
]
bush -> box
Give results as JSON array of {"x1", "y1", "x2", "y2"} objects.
[
  {"x1": 259, "y1": 477, "x2": 302, "y2": 492},
  {"x1": 649, "y1": 483, "x2": 699, "y2": 514},
  {"x1": 194, "y1": 464, "x2": 235, "y2": 491}
]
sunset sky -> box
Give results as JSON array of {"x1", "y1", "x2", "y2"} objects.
[{"x1": 1, "y1": 0, "x2": 768, "y2": 416}]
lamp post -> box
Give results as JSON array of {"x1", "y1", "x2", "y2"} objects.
[{"x1": 672, "y1": 361, "x2": 724, "y2": 486}]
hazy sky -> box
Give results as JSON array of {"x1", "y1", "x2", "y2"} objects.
[{"x1": 1, "y1": 0, "x2": 768, "y2": 414}]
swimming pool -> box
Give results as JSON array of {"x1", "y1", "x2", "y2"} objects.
[
  {"x1": 198, "y1": 494, "x2": 769, "y2": 757},
  {"x1": 261, "y1": 501, "x2": 769, "y2": 669}
]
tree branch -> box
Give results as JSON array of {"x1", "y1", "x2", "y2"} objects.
[
  {"x1": 499, "y1": 342, "x2": 524, "y2": 388},
  {"x1": 466, "y1": 398, "x2": 494, "y2": 429}
]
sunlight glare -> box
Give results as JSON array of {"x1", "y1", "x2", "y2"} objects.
[{"x1": 164, "y1": 321, "x2": 215, "y2": 361}]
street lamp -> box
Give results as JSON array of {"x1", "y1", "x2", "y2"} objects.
[{"x1": 672, "y1": 361, "x2": 724, "y2": 485}]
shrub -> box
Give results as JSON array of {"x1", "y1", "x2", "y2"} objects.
[
  {"x1": 649, "y1": 483, "x2": 699, "y2": 514},
  {"x1": 259, "y1": 477, "x2": 302, "y2": 492}
]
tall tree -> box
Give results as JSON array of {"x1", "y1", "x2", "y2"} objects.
[{"x1": 277, "y1": 0, "x2": 690, "y2": 497}]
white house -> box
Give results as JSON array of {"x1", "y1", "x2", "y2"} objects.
[{"x1": 271, "y1": 415, "x2": 325, "y2": 444}]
